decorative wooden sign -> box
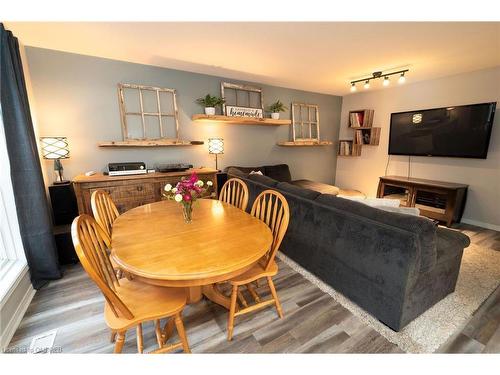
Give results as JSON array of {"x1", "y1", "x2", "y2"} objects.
[{"x1": 225, "y1": 105, "x2": 263, "y2": 118}]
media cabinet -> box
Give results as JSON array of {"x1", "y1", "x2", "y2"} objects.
[
  {"x1": 73, "y1": 168, "x2": 217, "y2": 215},
  {"x1": 377, "y1": 176, "x2": 468, "y2": 227}
]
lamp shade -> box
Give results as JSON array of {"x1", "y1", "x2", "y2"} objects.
[
  {"x1": 208, "y1": 138, "x2": 224, "y2": 155},
  {"x1": 40, "y1": 137, "x2": 70, "y2": 159}
]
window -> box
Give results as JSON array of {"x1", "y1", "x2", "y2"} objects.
[
  {"x1": 117, "y1": 83, "x2": 180, "y2": 141},
  {"x1": 0, "y1": 104, "x2": 27, "y2": 301},
  {"x1": 291, "y1": 102, "x2": 320, "y2": 142}
]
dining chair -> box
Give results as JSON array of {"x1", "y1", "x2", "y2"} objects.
[
  {"x1": 91, "y1": 189, "x2": 125, "y2": 278},
  {"x1": 226, "y1": 189, "x2": 290, "y2": 341},
  {"x1": 71, "y1": 214, "x2": 191, "y2": 354},
  {"x1": 219, "y1": 178, "x2": 249, "y2": 211},
  {"x1": 91, "y1": 189, "x2": 119, "y2": 237}
]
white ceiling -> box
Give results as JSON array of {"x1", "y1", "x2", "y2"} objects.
[{"x1": 6, "y1": 22, "x2": 500, "y2": 95}]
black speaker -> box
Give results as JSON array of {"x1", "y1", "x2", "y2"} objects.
[
  {"x1": 216, "y1": 172, "x2": 228, "y2": 197},
  {"x1": 49, "y1": 182, "x2": 78, "y2": 225},
  {"x1": 54, "y1": 227, "x2": 79, "y2": 264},
  {"x1": 49, "y1": 182, "x2": 79, "y2": 265}
]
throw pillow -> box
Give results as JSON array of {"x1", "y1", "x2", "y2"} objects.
[
  {"x1": 375, "y1": 205, "x2": 421, "y2": 216},
  {"x1": 341, "y1": 196, "x2": 401, "y2": 208}
]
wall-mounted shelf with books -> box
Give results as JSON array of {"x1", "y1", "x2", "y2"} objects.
[
  {"x1": 354, "y1": 127, "x2": 381, "y2": 146},
  {"x1": 348, "y1": 109, "x2": 374, "y2": 128},
  {"x1": 191, "y1": 114, "x2": 291, "y2": 126},
  {"x1": 338, "y1": 140, "x2": 362, "y2": 157},
  {"x1": 339, "y1": 109, "x2": 381, "y2": 157},
  {"x1": 277, "y1": 140, "x2": 333, "y2": 147}
]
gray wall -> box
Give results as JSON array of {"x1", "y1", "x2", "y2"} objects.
[
  {"x1": 25, "y1": 47, "x2": 342, "y2": 185},
  {"x1": 337, "y1": 67, "x2": 500, "y2": 229}
]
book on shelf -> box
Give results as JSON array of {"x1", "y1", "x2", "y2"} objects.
[
  {"x1": 349, "y1": 112, "x2": 364, "y2": 127},
  {"x1": 339, "y1": 140, "x2": 354, "y2": 156},
  {"x1": 355, "y1": 130, "x2": 362, "y2": 144}
]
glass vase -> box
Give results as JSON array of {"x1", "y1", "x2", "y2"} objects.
[{"x1": 182, "y1": 202, "x2": 193, "y2": 223}]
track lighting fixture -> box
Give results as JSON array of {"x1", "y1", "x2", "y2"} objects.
[{"x1": 349, "y1": 69, "x2": 409, "y2": 92}]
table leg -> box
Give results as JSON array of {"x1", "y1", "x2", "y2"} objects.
[
  {"x1": 202, "y1": 284, "x2": 231, "y2": 309},
  {"x1": 186, "y1": 286, "x2": 203, "y2": 304}
]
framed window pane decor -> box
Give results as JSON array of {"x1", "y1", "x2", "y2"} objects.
[
  {"x1": 118, "y1": 83, "x2": 180, "y2": 141},
  {"x1": 291, "y1": 102, "x2": 320, "y2": 142},
  {"x1": 220, "y1": 82, "x2": 264, "y2": 118}
]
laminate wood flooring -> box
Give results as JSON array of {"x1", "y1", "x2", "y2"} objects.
[{"x1": 6, "y1": 223, "x2": 499, "y2": 354}]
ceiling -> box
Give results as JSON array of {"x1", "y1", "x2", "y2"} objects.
[{"x1": 6, "y1": 22, "x2": 500, "y2": 95}]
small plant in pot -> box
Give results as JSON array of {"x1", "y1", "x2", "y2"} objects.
[
  {"x1": 196, "y1": 94, "x2": 225, "y2": 116},
  {"x1": 267, "y1": 100, "x2": 288, "y2": 119}
]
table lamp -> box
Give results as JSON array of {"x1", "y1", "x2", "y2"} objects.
[
  {"x1": 208, "y1": 137, "x2": 224, "y2": 171},
  {"x1": 40, "y1": 136, "x2": 70, "y2": 184}
]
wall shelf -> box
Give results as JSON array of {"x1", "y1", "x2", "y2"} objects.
[
  {"x1": 276, "y1": 141, "x2": 333, "y2": 147},
  {"x1": 353, "y1": 127, "x2": 381, "y2": 146},
  {"x1": 348, "y1": 109, "x2": 374, "y2": 128},
  {"x1": 192, "y1": 114, "x2": 291, "y2": 126},
  {"x1": 98, "y1": 140, "x2": 204, "y2": 147},
  {"x1": 339, "y1": 109, "x2": 381, "y2": 156},
  {"x1": 338, "y1": 140, "x2": 362, "y2": 156}
]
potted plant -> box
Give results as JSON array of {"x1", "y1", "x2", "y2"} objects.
[
  {"x1": 196, "y1": 94, "x2": 225, "y2": 116},
  {"x1": 163, "y1": 173, "x2": 213, "y2": 223},
  {"x1": 267, "y1": 100, "x2": 288, "y2": 119}
]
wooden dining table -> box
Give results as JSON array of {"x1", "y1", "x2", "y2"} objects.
[{"x1": 110, "y1": 199, "x2": 273, "y2": 309}]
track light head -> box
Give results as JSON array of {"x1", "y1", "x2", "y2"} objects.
[
  {"x1": 350, "y1": 83, "x2": 357, "y2": 92},
  {"x1": 383, "y1": 76, "x2": 390, "y2": 86},
  {"x1": 398, "y1": 72, "x2": 406, "y2": 84},
  {"x1": 364, "y1": 80, "x2": 370, "y2": 89}
]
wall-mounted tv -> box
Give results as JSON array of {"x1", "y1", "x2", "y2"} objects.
[{"x1": 388, "y1": 102, "x2": 496, "y2": 159}]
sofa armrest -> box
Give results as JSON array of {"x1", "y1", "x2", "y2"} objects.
[{"x1": 437, "y1": 227, "x2": 471, "y2": 250}]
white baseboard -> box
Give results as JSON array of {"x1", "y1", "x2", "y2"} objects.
[
  {"x1": 0, "y1": 269, "x2": 35, "y2": 351},
  {"x1": 461, "y1": 218, "x2": 500, "y2": 231}
]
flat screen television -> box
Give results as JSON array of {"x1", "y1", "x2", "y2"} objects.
[{"x1": 388, "y1": 102, "x2": 496, "y2": 159}]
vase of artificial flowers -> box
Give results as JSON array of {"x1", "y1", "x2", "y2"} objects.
[{"x1": 162, "y1": 172, "x2": 213, "y2": 223}]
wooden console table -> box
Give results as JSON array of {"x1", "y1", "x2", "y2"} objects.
[
  {"x1": 73, "y1": 168, "x2": 217, "y2": 215},
  {"x1": 377, "y1": 176, "x2": 468, "y2": 227}
]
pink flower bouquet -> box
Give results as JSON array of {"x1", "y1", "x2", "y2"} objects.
[{"x1": 162, "y1": 172, "x2": 213, "y2": 223}]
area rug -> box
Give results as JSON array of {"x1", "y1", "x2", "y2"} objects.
[{"x1": 277, "y1": 242, "x2": 500, "y2": 353}]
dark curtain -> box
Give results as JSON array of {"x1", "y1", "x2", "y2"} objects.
[{"x1": 1, "y1": 24, "x2": 61, "y2": 289}]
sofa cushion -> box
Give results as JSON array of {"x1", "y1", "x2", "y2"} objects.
[
  {"x1": 225, "y1": 166, "x2": 265, "y2": 176},
  {"x1": 277, "y1": 182, "x2": 321, "y2": 201},
  {"x1": 263, "y1": 164, "x2": 292, "y2": 182},
  {"x1": 315, "y1": 193, "x2": 437, "y2": 273},
  {"x1": 291, "y1": 179, "x2": 339, "y2": 196},
  {"x1": 247, "y1": 173, "x2": 279, "y2": 187},
  {"x1": 226, "y1": 167, "x2": 250, "y2": 178}
]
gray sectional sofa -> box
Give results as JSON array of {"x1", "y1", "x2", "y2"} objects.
[{"x1": 220, "y1": 164, "x2": 470, "y2": 331}]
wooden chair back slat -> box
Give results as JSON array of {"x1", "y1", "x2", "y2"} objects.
[
  {"x1": 219, "y1": 178, "x2": 249, "y2": 211},
  {"x1": 250, "y1": 190, "x2": 290, "y2": 270},
  {"x1": 71, "y1": 214, "x2": 134, "y2": 320},
  {"x1": 91, "y1": 189, "x2": 120, "y2": 237}
]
